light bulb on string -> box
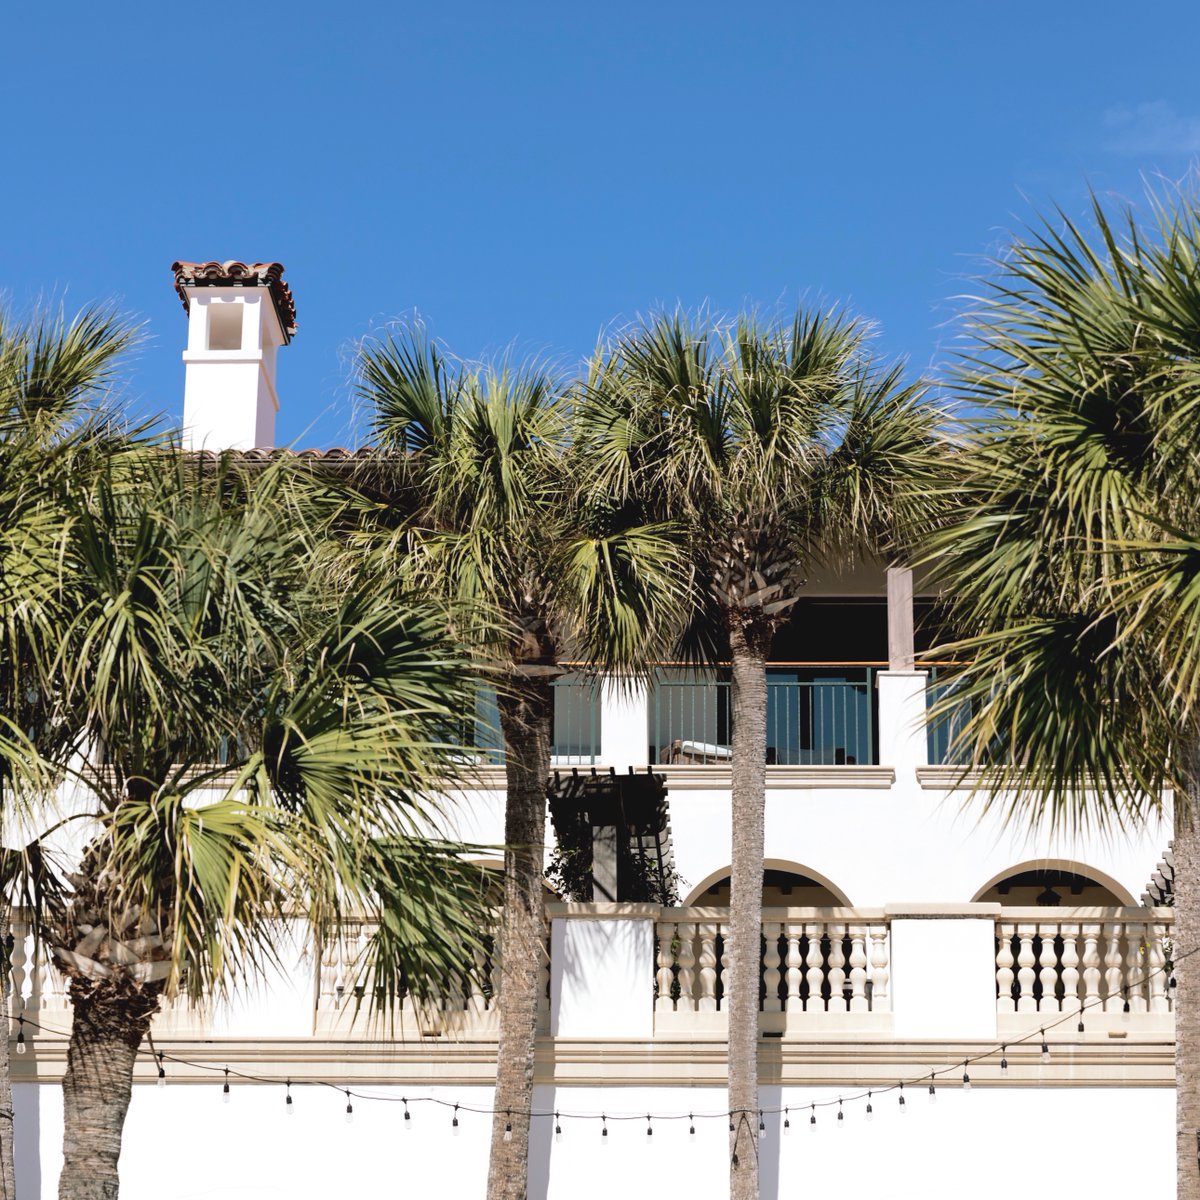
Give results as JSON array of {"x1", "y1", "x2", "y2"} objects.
[
  {"x1": 555, "y1": 1112, "x2": 562, "y2": 1143},
  {"x1": 645, "y1": 1115, "x2": 653, "y2": 1140},
  {"x1": 222, "y1": 1067, "x2": 230, "y2": 1104},
  {"x1": 999, "y1": 1046, "x2": 1008, "y2": 1076},
  {"x1": 898, "y1": 1083, "x2": 906, "y2": 1113},
  {"x1": 403, "y1": 1098, "x2": 412, "y2": 1130},
  {"x1": 809, "y1": 1104, "x2": 817, "y2": 1131},
  {"x1": 928, "y1": 1078, "x2": 937, "y2": 1103},
  {"x1": 962, "y1": 1062, "x2": 971, "y2": 1092},
  {"x1": 1077, "y1": 1012, "x2": 1085, "y2": 1036},
  {"x1": 758, "y1": 1111, "x2": 766, "y2": 1139},
  {"x1": 865, "y1": 1092, "x2": 873, "y2": 1121},
  {"x1": 783, "y1": 1107, "x2": 790, "y2": 1135},
  {"x1": 452, "y1": 1104, "x2": 460, "y2": 1136},
  {"x1": 157, "y1": 1054, "x2": 166, "y2": 1089},
  {"x1": 503, "y1": 1112, "x2": 513, "y2": 1143},
  {"x1": 286, "y1": 1081, "x2": 294, "y2": 1116},
  {"x1": 1040, "y1": 1032, "x2": 1050, "y2": 1064},
  {"x1": 344, "y1": 1091, "x2": 354, "y2": 1124},
  {"x1": 601, "y1": 1115, "x2": 608, "y2": 1145},
  {"x1": 1122, "y1": 987, "x2": 1131, "y2": 1015},
  {"x1": 16, "y1": 1017, "x2": 25, "y2": 1055},
  {"x1": 836, "y1": 1100, "x2": 844, "y2": 1125},
  {"x1": 689, "y1": 1113, "x2": 696, "y2": 1140}
]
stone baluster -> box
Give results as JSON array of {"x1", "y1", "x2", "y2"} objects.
[
  {"x1": 848, "y1": 925, "x2": 868, "y2": 1013},
  {"x1": 468, "y1": 942, "x2": 489, "y2": 1018},
  {"x1": 1103, "y1": 922, "x2": 1124, "y2": 1012},
  {"x1": 719, "y1": 928, "x2": 730, "y2": 1010},
  {"x1": 698, "y1": 923, "x2": 719, "y2": 1012},
  {"x1": 762, "y1": 922, "x2": 782, "y2": 1013},
  {"x1": 805, "y1": 924, "x2": 826, "y2": 1012},
  {"x1": 1081, "y1": 924, "x2": 1102, "y2": 1013},
  {"x1": 656, "y1": 923, "x2": 676, "y2": 1014},
  {"x1": 1059, "y1": 923, "x2": 1081, "y2": 1019},
  {"x1": 318, "y1": 930, "x2": 340, "y2": 1012},
  {"x1": 1146, "y1": 925, "x2": 1168, "y2": 1014},
  {"x1": 1125, "y1": 922, "x2": 1148, "y2": 1013},
  {"x1": 1036, "y1": 923, "x2": 1060, "y2": 1012},
  {"x1": 996, "y1": 923, "x2": 1016, "y2": 1013},
  {"x1": 1015, "y1": 925, "x2": 1038, "y2": 1013},
  {"x1": 785, "y1": 925, "x2": 804, "y2": 1013},
  {"x1": 28, "y1": 931, "x2": 49, "y2": 1017},
  {"x1": 826, "y1": 924, "x2": 847, "y2": 1014},
  {"x1": 869, "y1": 925, "x2": 890, "y2": 1012},
  {"x1": 676, "y1": 923, "x2": 697, "y2": 1013},
  {"x1": 537, "y1": 937, "x2": 552, "y2": 1030},
  {"x1": 8, "y1": 920, "x2": 28, "y2": 1022}
]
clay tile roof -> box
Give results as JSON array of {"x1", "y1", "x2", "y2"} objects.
[{"x1": 171, "y1": 260, "x2": 298, "y2": 341}]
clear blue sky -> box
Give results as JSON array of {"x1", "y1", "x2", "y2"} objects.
[{"x1": 4, "y1": 1, "x2": 1198, "y2": 447}]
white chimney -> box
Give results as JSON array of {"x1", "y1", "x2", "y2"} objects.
[{"x1": 172, "y1": 260, "x2": 297, "y2": 451}]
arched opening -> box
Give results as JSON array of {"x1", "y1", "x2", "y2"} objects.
[
  {"x1": 972, "y1": 860, "x2": 1135, "y2": 907},
  {"x1": 683, "y1": 859, "x2": 851, "y2": 907}
]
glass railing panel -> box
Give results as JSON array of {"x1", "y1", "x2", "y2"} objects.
[
  {"x1": 925, "y1": 666, "x2": 973, "y2": 765},
  {"x1": 551, "y1": 673, "x2": 601, "y2": 765},
  {"x1": 649, "y1": 666, "x2": 877, "y2": 765}
]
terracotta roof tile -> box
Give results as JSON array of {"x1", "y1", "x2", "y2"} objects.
[{"x1": 171, "y1": 260, "x2": 298, "y2": 340}]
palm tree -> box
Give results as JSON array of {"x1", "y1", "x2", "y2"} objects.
[
  {"x1": 579, "y1": 308, "x2": 943, "y2": 1200},
  {"x1": 13, "y1": 449, "x2": 494, "y2": 1200},
  {"x1": 354, "y1": 328, "x2": 685, "y2": 1200},
  {"x1": 923, "y1": 185, "x2": 1200, "y2": 1200},
  {"x1": 0, "y1": 304, "x2": 140, "y2": 1200}
]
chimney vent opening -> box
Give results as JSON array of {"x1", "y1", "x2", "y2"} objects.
[{"x1": 207, "y1": 303, "x2": 243, "y2": 351}]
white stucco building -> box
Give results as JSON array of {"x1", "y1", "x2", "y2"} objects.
[{"x1": 10, "y1": 263, "x2": 1176, "y2": 1198}]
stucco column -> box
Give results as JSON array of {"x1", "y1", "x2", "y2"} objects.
[
  {"x1": 599, "y1": 675, "x2": 649, "y2": 770},
  {"x1": 877, "y1": 670, "x2": 930, "y2": 768},
  {"x1": 888, "y1": 905, "x2": 1000, "y2": 1040},
  {"x1": 550, "y1": 906, "x2": 656, "y2": 1038}
]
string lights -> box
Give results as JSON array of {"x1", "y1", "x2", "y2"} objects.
[{"x1": 4, "y1": 945, "x2": 1190, "y2": 1144}]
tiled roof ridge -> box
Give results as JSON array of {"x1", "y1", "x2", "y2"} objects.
[
  {"x1": 171, "y1": 260, "x2": 298, "y2": 337},
  {"x1": 190, "y1": 446, "x2": 384, "y2": 461}
]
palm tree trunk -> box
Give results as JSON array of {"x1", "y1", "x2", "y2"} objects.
[
  {"x1": 728, "y1": 618, "x2": 769, "y2": 1200},
  {"x1": 486, "y1": 678, "x2": 552, "y2": 1200},
  {"x1": 58, "y1": 978, "x2": 159, "y2": 1200},
  {"x1": 1177, "y1": 728, "x2": 1200, "y2": 1200},
  {"x1": 0, "y1": 910, "x2": 16, "y2": 1200}
]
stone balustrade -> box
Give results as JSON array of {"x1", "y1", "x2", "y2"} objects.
[
  {"x1": 5, "y1": 905, "x2": 1176, "y2": 1044},
  {"x1": 994, "y1": 907, "x2": 1175, "y2": 1036},
  {"x1": 653, "y1": 907, "x2": 892, "y2": 1033}
]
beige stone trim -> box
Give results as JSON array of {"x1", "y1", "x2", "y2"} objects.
[{"x1": 8, "y1": 1036, "x2": 1173, "y2": 1089}]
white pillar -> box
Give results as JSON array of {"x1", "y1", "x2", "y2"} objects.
[
  {"x1": 876, "y1": 670, "x2": 929, "y2": 768},
  {"x1": 599, "y1": 676, "x2": 649, "y2": 770},
  {"x1": 888, "y1": 905, "x2": 999, "y2": 1040},
  {"x1": 550, "y1": 910, "x2": 655, "y2": 1038}
]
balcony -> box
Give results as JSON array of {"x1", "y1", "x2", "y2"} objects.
[
  {"x1": 649, "y1": 666, "x2": 879, "y2": 767},
  {"x1": 8, "y1": 906, "x2": 1172, "y2": 1082},
  {"x1": 466, "y1": 675, "x2": 603, "y2": 768}
]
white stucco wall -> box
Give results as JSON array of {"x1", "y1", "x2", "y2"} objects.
[{"x1": 14, "y1": 1081, "x2": 1171, "y2": 1199}]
